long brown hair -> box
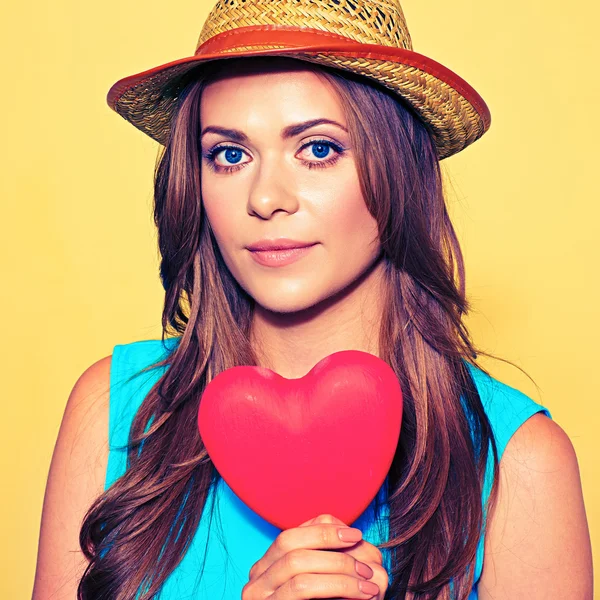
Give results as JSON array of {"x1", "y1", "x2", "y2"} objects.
[{"x1": 79, "y1": 56, "x2": 525, "y2": 599}]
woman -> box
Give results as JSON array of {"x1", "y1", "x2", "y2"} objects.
[{"x1": 33, "y1": 0, "x2": 593, "y2": 598}]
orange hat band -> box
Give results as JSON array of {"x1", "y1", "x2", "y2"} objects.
[{"x1": 195, "y1": 25, "x2": 366, "y2": 54}]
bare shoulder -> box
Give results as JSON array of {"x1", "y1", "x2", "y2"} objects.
[
  {"x1": 478, "y1": 413, "x2": 593, "y2": 599},
  {"x1": 32, "y1": 354, "x2": 113, "y2": 599}
]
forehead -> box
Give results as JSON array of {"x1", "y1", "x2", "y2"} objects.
[{"x1": 199, "y1": 58, "x2": 344, "y2": 121}]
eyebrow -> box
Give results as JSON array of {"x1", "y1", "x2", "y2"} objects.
[{"x1": 200, "y1": 118, "x2": 348, "y2": 142}]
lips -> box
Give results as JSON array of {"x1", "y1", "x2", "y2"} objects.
[
  {"x1": 248, "y1": 244, "x2": 317, "y2": 267},
  {"x1": 247, "y1": 240, "x2": 316, "y2": 251}
]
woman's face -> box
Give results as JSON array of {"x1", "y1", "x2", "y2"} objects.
[{"x1": 200, "y1": 60, "x2": 382, "y2": 314}]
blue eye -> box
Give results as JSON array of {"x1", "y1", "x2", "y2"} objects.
[
  {"x1": 203, "y1": 139, "x2": 345, "y2": 173},
  {"x1": 299, "y1": 139, "x2": 345, "y2": 170},
  {"x1": 204, "y1": 145, "x2": 248, "y2": 170},
  {"x1": 221, "y1": 147, "x2": 243, "y2": 164},
  {"x1": 310, "y1": 142, "x2": 332, "y2": 159}
]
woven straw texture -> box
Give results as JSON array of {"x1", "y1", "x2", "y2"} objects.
[{"x1": 196, "y1": 0, "x2": 413, "y2": 51}]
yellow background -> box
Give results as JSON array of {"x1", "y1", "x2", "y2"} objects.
[{"x1": 1, "y1": 0, "x2": 597, "y2": 597}]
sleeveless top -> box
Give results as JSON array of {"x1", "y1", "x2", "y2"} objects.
[{"x1": 105, "y1": 338, "x2": 552, "y2": 599}]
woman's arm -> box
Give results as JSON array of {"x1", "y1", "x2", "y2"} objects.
[
  {"x1": 32, "y1": 355, "x2": 112, "y2": 599},
  {"x1": 478, "y1": 413, "x2": 593, "y2": 599}
]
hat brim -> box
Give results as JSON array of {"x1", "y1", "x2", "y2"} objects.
[{"x1": 107, "y1": 29, "x2": 491, "y2": 159}]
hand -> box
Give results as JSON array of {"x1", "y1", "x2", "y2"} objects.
[
  {"x1": 308, "y1": 514, "x2": 389, "y2": 600},
  {"x1": 241, "y1": 513, "x2": 385, "y2": 599}
]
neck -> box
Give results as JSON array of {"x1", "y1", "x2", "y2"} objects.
[{"x1": 249, "y1": 254, "x2": 387, "y2": 379}]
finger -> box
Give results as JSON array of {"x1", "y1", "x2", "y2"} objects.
[
  {"x1": 337, "y1": 539, "x2": 384, "y2": 566},
  {"x1": 256, "y1": 548, "x2": 374, "y2": 595},
  {"x1": 369, "y1": 563, "x2": 389, "y2": 596},
  {"x1": 273, "y1": 523, "x2": 363, "y2": 564},
  {"x1": 275, "y1": 572, "x2": 380, "y2": 600},
  {"x1": 298, "y1": 516, "x2": 318, "y2": 527},
  {"x1": 298, "y1": 513, "x2": 350, "y2": 529},
  {"x1": 250, "y1": 523, "x2": 363, "y2": 580},
  {"x1": 311, "y1": 513, "x2": 349, "y2": 526}
]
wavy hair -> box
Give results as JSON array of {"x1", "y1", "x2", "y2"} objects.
[{"x1": 78, "y1": 56, "x2": 527, "y2": 599}]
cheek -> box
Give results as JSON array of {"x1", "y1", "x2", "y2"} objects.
[
  {"x1": 202, "y1": 186, "x2": 242, "y2": 251},
  {"x1": 316, "y1": 177, "x2": 379, "y2": 249}
]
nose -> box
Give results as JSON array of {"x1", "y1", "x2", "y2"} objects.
[{"x1": 246, "y1": 154, "x2": 299, "y2": 219}]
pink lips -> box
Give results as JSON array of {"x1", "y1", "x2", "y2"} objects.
[{"x1": 248, "y1": 243, "x2": 317, "y2": 267}]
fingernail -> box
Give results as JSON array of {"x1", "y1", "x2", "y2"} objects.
[
  {"x1": 355, "y1": 560, "x2": 374, "y2": 579},
  {"x1": 338, "y1": 527, "x2": 362, "y2": 542},
  {"x1": 359, "y1": 580, "x2": 379, "y2": 595}
]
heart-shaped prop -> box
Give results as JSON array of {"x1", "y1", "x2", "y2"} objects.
[{"x1": 198, "y1": 350, "x2": 403, "y2": 530}]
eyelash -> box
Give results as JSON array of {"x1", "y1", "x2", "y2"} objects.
[{"x1": 202, "y1": 139, "x2": 345, "y2": 173}]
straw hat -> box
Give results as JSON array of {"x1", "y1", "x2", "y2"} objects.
[{"x1": 107, "y1": 0, "x2": 491, "y2": 160}]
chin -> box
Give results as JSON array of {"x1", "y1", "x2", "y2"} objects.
[{"x1": 253, "y1": 293, "x2": 322, "y2": 315}]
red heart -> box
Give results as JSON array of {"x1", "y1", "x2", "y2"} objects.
[{"x1": 198, "y1": 350, "x2": 403, "y2": 530}]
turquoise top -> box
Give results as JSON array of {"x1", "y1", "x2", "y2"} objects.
[{"x1": 105, "y1": 337, "x2": 552, "y2": 599}]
